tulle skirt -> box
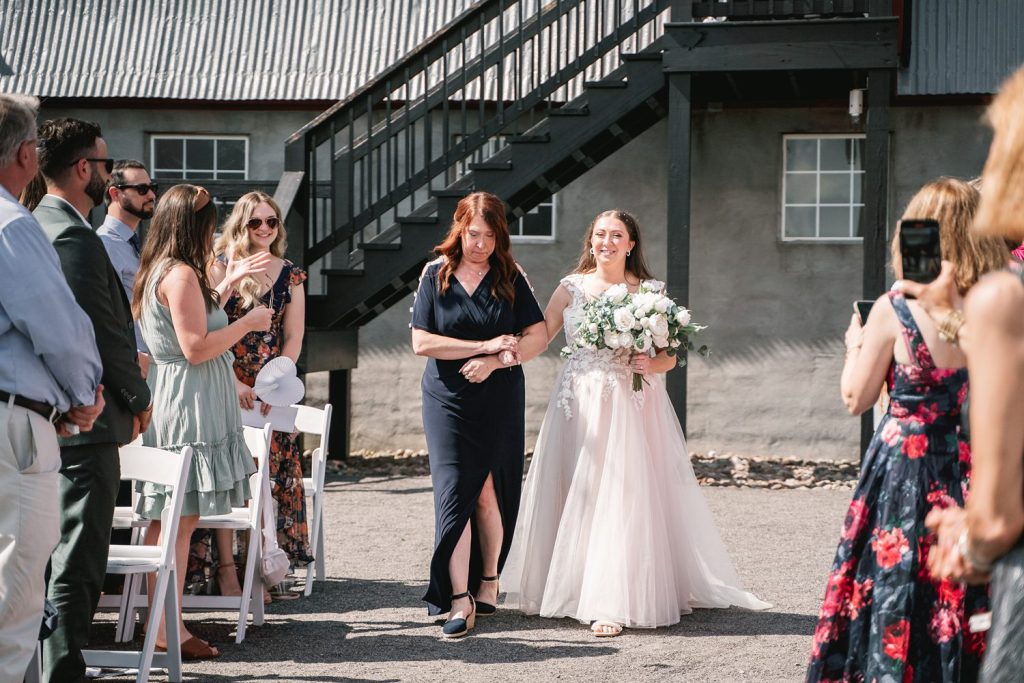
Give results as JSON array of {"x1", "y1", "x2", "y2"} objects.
[{"x1": 503, "y1": 361, "x2": 770, "y2": 627}]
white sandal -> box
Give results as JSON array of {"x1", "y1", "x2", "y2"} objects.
[{"x1": 590, "y1": 620, "x2": 623, "y2": 637}]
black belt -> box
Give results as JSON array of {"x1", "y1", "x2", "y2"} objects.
[{"x1": 0, "y1": 390, "x2": 63, "y2": 424}]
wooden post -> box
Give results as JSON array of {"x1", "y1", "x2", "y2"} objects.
[
  {"x1": 666, "y1": 71, "x2": 693, "y2": 433},
  {"x1": 328, "y1": 369, "x2": 351, "y2": 460},
  {"x1": 861, "y1": 68, "x2": 892, "y2": 455}
]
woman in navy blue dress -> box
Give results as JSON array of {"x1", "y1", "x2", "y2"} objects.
[{"x1": 411, "y1": 192, "x2": 547, "y2": 638}]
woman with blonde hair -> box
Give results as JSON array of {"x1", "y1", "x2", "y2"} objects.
[
  {"x1": 210, "y1": 190, "x2": 312, "y2": 598},
  {"x1": 134, "y1": 184, "x2": 272, "y2": 659},
  {"x1": 807, "y1": 178, "x2": 1009, "y2": 682},
  {"x1": 904, "y1": 65, "x2": 1024, "y2": 681}
]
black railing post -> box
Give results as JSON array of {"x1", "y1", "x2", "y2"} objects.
[
  {"x1": 861, "y1": 68, "x2": 892, "y2": 457},
  {"x1": 282, "y1": 139, "x2": 309, "y2": 269},
  {"x1": 328, "y1": 369, "x2": 352, "y2": 460},
  {"x1": 666, "y1": 71, "x2": 692, "y2": 432}
]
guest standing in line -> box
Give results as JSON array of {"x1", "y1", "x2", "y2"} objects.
[
  {"x1": 133, "y1": 184, "x2": 272, "y2": 660},
  {"x1": 807, "y1": 179, "x2": 1009, "y2": 682},
  {"x1": 33, "y1": 118, "x2": 153, "y2": 683},
  {"x1": 0, "y1": 93, "x2": 104, "y2": 683},
  {"x1": 210, "y1": 191, "x2": 312, "y2": 598},
  {"x1": 502, "y1": 210, "x2": 769, "y2": 637},
  {"x1": 410, "y1": 191, "x2": 547, "y2": 638},
  {"x1": 98, "y1": 159, "x2": 157, "y2": 364}
]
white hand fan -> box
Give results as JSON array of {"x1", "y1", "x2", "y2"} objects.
[{"x1": 253, "y1": 357, "x2": 305, "y2": 407}]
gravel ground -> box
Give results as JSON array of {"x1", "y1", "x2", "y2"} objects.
[{"x1": 91, "y1": 472, "x2": 851, "y2": 682}]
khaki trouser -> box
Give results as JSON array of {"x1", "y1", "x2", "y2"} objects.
[{"x1": 0, "y1": 400, "x2": 60, "y2": 683}]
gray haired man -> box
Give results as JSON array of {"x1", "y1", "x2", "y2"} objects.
[{"x1": 0, "y1": 95, "x2": 103, "y2": 681}]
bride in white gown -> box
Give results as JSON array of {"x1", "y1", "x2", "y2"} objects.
[{"x1": 502, "y1": 210, "x2": 770, "y2": 636}]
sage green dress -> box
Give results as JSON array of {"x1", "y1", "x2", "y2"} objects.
[{"x1": 136, "y1": 259, "x2": 254, "y2": 519}]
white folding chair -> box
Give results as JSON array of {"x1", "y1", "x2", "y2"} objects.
[
  {"x1": 118, "y1": 425, "x2": 272, "y2": 645},
  {"x1": 82, "y1": 444, "x2": 192, "y2": 683},
  {"x1": 295, "y1": 403, "x2": 332, "y2": 596}
]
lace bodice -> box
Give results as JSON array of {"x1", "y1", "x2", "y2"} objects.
[{"x1": 556, "y1": 274, "x2": 664, "y2": 418}]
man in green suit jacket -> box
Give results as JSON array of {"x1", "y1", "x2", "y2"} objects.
[{"x1": 34, "y1": 118, "x2": 153, "y2": 683}]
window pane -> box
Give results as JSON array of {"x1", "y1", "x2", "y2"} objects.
[
  {"x1": 820, "y1": 206, "x2": 851, "y2": 238},
  {"x1": 785, "y1": 173, "x2": 817, "y2": 205},
  {"x1": 152, "y1": 170, "x2": 183, "y2": 179},
  {"x1": 785, "y1": 138, "x2": 816, "y2": 172},
  {"x1": 522, "y1": 204, "x2": 553, "y2": 237},
  {"x1": 820, "y1": 174, "x2": 851, "y2": 204},
  {"x1": 852, "y1": 173, "x2": 863, "y2": 204},
  {"x1": 214, "y1": 170, "x2": 246, "y2": 180},
  {"x1": 852, "y1": 138, "x2": 865, "y2": 171},
  {"x1": 820, "y1": 138, "x2": 853, "y2": 171},
  {"x1": 785, "y1": 206, "x2": 816, "y2": 238},
  {"x1": 185, "y1": 170, "x2": 215, "y2": 180},
  {"x1": 153, "y1": 139, "x2": 182, "y2": 170},
  {"x1": 217, "y1": 139, "x2": 246, "y2": 172},
  {"x1": 185, "y1": 139, "x2": 214, "y2": 171}
]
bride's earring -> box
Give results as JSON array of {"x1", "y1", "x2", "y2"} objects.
[
  {"x1": 589, "y1": 247, "x2": 595, "y2": 255},
  {"x1": 626, "y1": 250, "x2": 631, "y2": 257}
]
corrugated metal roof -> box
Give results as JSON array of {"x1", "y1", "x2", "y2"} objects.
[
  {"x1": 0, "y1": 0, "x2": 478, "y2": 100},
  {"x1": 898, "y1": 2, "x2": 1024, "y2": 96}
]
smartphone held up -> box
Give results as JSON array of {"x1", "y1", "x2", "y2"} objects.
[{"x1": 899, "y1": 218, "x2": 942, "y2": 288}]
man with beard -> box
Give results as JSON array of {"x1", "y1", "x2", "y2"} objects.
[
  {"x1": 34, "y1": 118, "x2": 152, "y2": 683},
  {"x1": 98, "y1": 160, "x2": 156, "y2": 360}
]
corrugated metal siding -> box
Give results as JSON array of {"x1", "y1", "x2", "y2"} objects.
[
  {"x1": 898, "y1": 2, "x2": 1024, "y2": 96},
  {"x1": 0, "y1": 0, "x2": 477, "y2": 100}
]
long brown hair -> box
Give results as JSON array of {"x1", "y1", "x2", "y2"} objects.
[
  {"x1": 433, "y1": 191, "x2": 517, "y2": 303},
  {"x1": 214, "y1": 191, "x2": 288, "y2": 310},
  {"x1": 974, "y1": 66, "x2": 1024, "y2": 241},
  {"x1": 572, "y1": 209, "x2": 654, "y2": 280},
  {"x1": 891, "y1": 178, "x2": 1009, "y2": 295},
  {"x1": 132, "y1": 184, "x2": 219, "y2": 319}
]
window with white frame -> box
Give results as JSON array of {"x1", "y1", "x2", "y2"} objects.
[
  {"x1": 150, "y1": 135, "x2": 248, "y2": 180},
  {"x1": 452, "y1": 134, "x2": 556, "y2": 241},
  {"x1": 782, "y1": 134, "x2": 865, "y2": 240}
]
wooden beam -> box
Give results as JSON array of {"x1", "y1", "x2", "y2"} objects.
[
  {"x1": 666, "y1": 72, "x2": 692, "y2": 432},
  {"x1": 328, "y1": 370, "x2": 352, "y2": 460},
  {"x1": 663, "y1": 18, "x2": 898, "y2": 72},
  {"x1": 860, "y1": 68, "x2": 891, "y2": 455}
]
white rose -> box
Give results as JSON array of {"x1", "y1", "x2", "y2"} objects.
[
  {"x1": 649, "y1": 314, "x2": 669, "y2": 338},
  {"x1": 654, "y1": 335, "x2": 669, "y2": 348},
  {"x1": 603, "y1": 331, "x2": 620, "y2": 349},
  {"x1": 605, "y1": 284, "x2": 628, "y2": 303},
  {"x1": 613, "y1": 307, "x2": 636, "y2": 332},
  {"x1": 645, "y1": 279, "x2": 665, "y2": 293},
  {"x1": 654, "y1": 297, "x2": 671, "y2": 314},
  {"x1": 640, "y1": 316, "x2": 651, "y2": 329},
  {"x1": 618, "y1": 332, "x2": 633, "y2": 349},
  {"x1": 676, "y1": 309, "x2": 691, "y2": 326}
]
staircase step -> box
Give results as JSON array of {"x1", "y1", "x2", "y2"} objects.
[
  {"x1": 468, "y1": 160, "x2": 513, "y2": 171},
  {"x1": 359, "y1": 242, "x2": 401, "y2": 251},
  {"x1": 549, "y1": 106, "x2": 590, "y2": 117},
  {"x1": 396, "y1": 215, "x2": 438, "y2": 225},
  {"x1": 508, "y1": 133, "x2": 550, "y2": 144},
  {"x1": 620, "y1": 51, "x2": 663, "y2": 62},
  {"x1": 321, "y1": 268, "x2": 363, "y2": 277},
  {"x1": 432, "y1": 189, "x2": 472, "y2": 199},
  {"x1": 585, "y1": 80, "x2": 628, "y2": 89}
]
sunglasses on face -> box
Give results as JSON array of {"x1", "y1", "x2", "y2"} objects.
[
  {"x1": 246, "y1": 216, "x2": 280, "y2": 230},
  {"x1": 70, "y1": 157, "x2": 115, "y2": 174},
  {"x1": 115, "y1": 182, "x2": 158, "y2": 195}
]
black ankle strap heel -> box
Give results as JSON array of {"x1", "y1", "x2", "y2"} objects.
[
  {"x1": 442, "y1": 591, "x2": 476, "y2": 638},
  {"x1": 476, "y1": 575, "x2": 500, "y2": 616}
]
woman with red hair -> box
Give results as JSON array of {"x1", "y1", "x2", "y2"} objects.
[{"x1": 410, "y1": 191, "x2": 547, "y2": 638}]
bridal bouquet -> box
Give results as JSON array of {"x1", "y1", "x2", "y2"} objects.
[{"x1": 561, "y1": 280, "x2": 709, "y2": 391}]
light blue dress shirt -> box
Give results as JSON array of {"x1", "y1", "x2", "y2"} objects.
[
  {"x1": 98, "y1": 214, "x2": 147, "y2": 352},
  {"x1": 0, "y1": 184, "x2": 102, "y2": 411}
]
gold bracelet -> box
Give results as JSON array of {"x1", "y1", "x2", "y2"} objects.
[{"x1": 937, "y1": 310, "x2": 965, "y2": 346}]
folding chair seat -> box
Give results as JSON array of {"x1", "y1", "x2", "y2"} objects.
[
  {"x1": 295, "y1": 403, "x2": 332, "y2": 596},
  {"x1": 80, "y1": 444, "x2": 192, "y2": 683}
]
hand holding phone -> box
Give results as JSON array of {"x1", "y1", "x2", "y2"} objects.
[
  {"x1": 853, "y1": 300, "x2": 874, "y2": 324},
  {"x1": 900, "y1": 218, "x2": 942, "y2": 286}
]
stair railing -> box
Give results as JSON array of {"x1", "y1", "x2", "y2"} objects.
[{"x1": 287, "y1": 0, "x2": 671, "y2": 282}]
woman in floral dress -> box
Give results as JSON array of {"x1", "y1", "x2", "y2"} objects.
[
  {"x1": 807, "y1": 179, "x2": 1009, "y2": 682},
  {"x1": 210, "y1": 191, "x2": 313, "y2": 596}
]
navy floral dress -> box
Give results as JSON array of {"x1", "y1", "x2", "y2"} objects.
[{"x1": 807, "y1": 292, "x2": 988, "y2": 683}]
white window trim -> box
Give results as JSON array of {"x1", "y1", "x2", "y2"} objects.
[
  {"x1": 149, "y1": 134, "x2": 250, "y2": 179},
  {"x1": 511, "y1": 195, "x2": 557, "y2": 244},
  {"x1": 781, "y1": 133, "x2": 866, "y2": 243}
]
